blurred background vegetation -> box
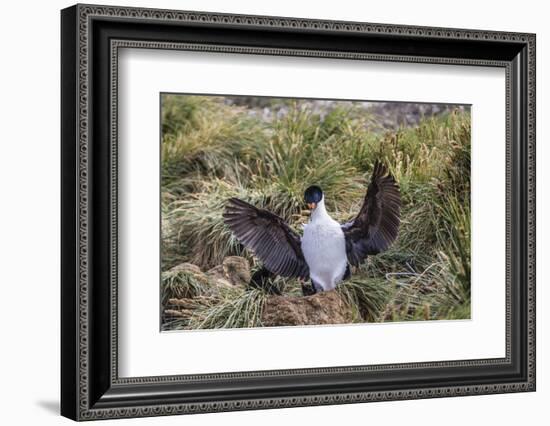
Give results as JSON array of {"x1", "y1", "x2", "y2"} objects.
[{"x1": 160, "y1": 94, "x2": 471, "y2": 331}]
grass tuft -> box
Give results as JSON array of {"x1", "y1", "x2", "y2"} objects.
[{"x1": 337, "y1": 277, "x2": 391, "y2": 322}]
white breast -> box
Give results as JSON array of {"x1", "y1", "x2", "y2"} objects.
[{"x1": 301, "y1": 216, "x2": 347, "y2": 291}]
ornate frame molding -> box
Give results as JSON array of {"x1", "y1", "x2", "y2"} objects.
[{"x1": 61, "y1": 4, "x2": 536, "y2": 421}]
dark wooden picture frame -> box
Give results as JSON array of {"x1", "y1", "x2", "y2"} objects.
[{"x1": 61, "y1": 4, "x2": 536, "y2": 421}]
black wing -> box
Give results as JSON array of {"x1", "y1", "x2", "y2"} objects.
[
  {"x1": 342, "y1": 161, "x2": 401, "y2": 266},
  {"x1": 222, "y1": 198, "x2": 309, "y2": 279}
]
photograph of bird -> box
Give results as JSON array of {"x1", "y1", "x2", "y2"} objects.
[{"x1": 222, "y1": 161, "x2": 401, "y2": 296}]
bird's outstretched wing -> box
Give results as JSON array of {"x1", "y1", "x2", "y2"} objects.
[
  {"x1": 222, "y1": 198, "x2": 309, "y2": 279},
  {"x1": 341, "y1": 161, "x2": 401, "y2": 266}
]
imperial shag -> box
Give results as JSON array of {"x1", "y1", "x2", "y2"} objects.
[{"x1": 223, "y1": 161, "x2": 401, "y2": 295}]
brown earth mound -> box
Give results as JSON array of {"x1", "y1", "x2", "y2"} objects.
[{"x1": 262, "y1": 291, "x2": 353, "y2": 326}]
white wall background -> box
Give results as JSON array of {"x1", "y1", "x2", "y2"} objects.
[{"x1": 0, "y1": 0, "x2": 546, "y2": 424}]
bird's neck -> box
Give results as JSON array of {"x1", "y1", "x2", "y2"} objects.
[{"x1": 311, "y1": 198, "x2": 331, "y2": 223}]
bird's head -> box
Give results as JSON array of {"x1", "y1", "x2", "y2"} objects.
[{"x1": 304, "y1": 185, "x2": 323, "y2": 210}]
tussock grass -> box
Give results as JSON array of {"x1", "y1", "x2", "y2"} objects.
[
  {"x1": 160, "y1": 95, "x2": 471, "y2": 329},
  {"x1": 161, "y1": 95, "x2": 268, "y2": 191},
  {"x1": 162, "y1": 271, "x2": 268, "y2": 330},
  {"x1": 190, "y1": 289, "x2": 268, "y2": 329},
  {"x1": 337, "y1": 277, "x2": 391, "y2": 322},
  {"x1": 161, "y1": 268, "x2": 207, "y2": 306}
]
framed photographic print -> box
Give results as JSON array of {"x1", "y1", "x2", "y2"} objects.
[{"x1": 61, "y1": 4, "x2": 536, "y2": 421}]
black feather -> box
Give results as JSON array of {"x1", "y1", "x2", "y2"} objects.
[
  {"x1": 341, "y1": 160, "x2": 401, "y2": 266},
  {"x1": 222, "y1": 198, "x2": 309, "y2": 279}
]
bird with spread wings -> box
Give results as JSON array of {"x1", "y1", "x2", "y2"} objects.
[{"x1": 223, "y1": 161, "x2": 401, "y2": 295}]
